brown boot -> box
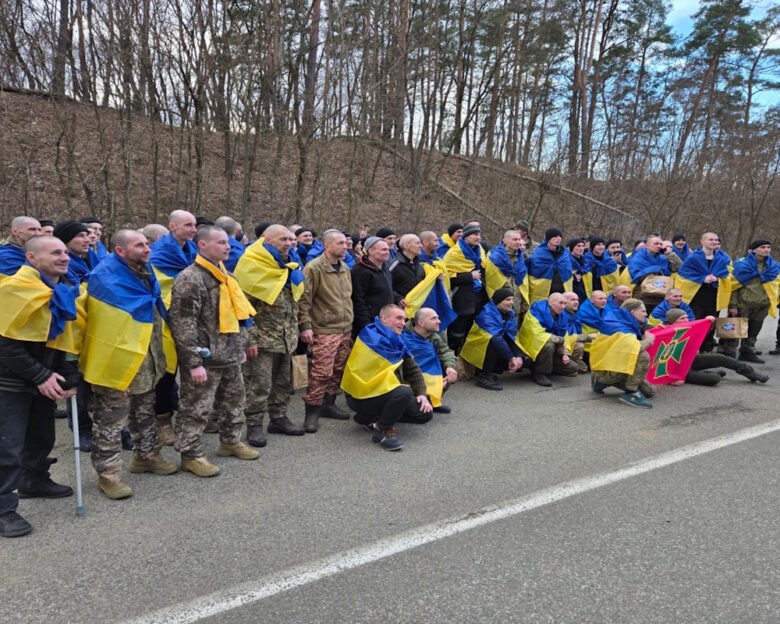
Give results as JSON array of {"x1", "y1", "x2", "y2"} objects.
[
  {"x1": 216, "y1": 441, "x2": 260, "y2": 460},
  {"x1": 129, "y1": 450, "x2": 178, "y2": 475},
  {"x1": 303, "y1": 404, "x2": 321, "y2": 433},
  {"x1": 98, "y1": 470, "x2": 133, "y2": 500},
  {"x1": 320, "y1": 394, "x2": 349, "y2": 420},
  {"x1": 156, "y1": 413, "x2": 176, "y2": 446},
  {"x1": 181, "y1": 456, "x2": 220, "y2": 477}
]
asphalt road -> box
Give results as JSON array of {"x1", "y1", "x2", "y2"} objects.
[{"x1": 3, "y1": 323, "x2": 779, "y2": 624}]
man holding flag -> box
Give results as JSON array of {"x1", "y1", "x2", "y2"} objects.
[
  {"x1": 722, "y1": 240, "x2": 780, "y2": 363},
  {"x1": 150, "y1": 209, "x2": 198, "y2": 446},
  {"x1": 81, "y1": 230, "x2": 178, "y2": 500},
  {"x1": 169, "y1": 226, "x2": 258, "y2": 477},
  {"x1": 402, "y1": 308, "x2": 458, "y2": 412},
  {"x1": 443, "y1": 223, "x2": 486, "y2": 353},
  {"x1": 590, "y1": 299, "x2": 656, "y2": 408},
  {"x1": 342, "y1": 304, "x2": 432, "y2": 451},
  {"x1": 0, "y1": 236, "x2": 80, "y2": 537},
  {"x1": 298, "y1": 229, "x2": 354, "y2": 434},
  {"x1": 234, "y1": 225, "x2": 306, "y2": 444}
]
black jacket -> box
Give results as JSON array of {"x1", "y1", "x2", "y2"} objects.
[
  {"x1": 449, "y1": 243, "x2": 488, "y2": 316},
  {"x1": 389, "y1": 253, "x2": 425, "y2": 301},
  {"x1": 351, "y1": 257, "x2": 394, "y2": 337},
  {"x1": 0, "y1": 336, "x2": 78, "y2": 394}
]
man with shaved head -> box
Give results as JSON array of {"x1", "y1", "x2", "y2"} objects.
[
  {"x1": 236, "y1": 224, "x2": 306, "y2": 444},
  {"x1": 0, "y1": 216, "x2": 41, "y2": 279},
  {"x1": 607, "y1": 284, "x2": 631, "y2": 310},
  {"x1": 627, "y1": 234, "x2": 681, "y2": 313},
  {"x1": 215, "y1": 216, "x2": 246, "y2": 272},
  {"x1": 418, "y1": 231, "x2": 442, "y2": 264},
  {"x1": 389, "y1": 233, "x2": 425, "y2": 305},
  {"x1": 141, "y1": 223, "x2": 168, "y2": 244},
  {"x1": 149, "y1": 209, "x2": 198, "y2": 446},
  {"x1": 0, "y1": 236, "x2": 79, "y2": 536}
]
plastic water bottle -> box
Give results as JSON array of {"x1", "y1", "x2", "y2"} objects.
[{"x1": 196, "y1": 346, "x2": 212, "y2": 360}]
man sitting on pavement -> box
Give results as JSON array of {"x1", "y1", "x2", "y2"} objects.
[
  {"x1": 402, "y1": 307, "x2": 458, "y2": 411},
  {"x1": 341, "y1": 304, "x2": 432, "y2": 452}
]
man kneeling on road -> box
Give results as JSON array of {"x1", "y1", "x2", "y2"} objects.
[
  {"x1": 341, "y1": 304, "x2": 432, "y2": 451},
  {"x1": 402, "y1": 307, "x2": 458, "y2": 413}
]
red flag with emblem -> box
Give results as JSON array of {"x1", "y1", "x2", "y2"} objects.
[{"x1": 645, "y1": 319, "x2": 711, "y2": 384}]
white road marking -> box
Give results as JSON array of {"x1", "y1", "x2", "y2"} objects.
[{"x1": 125, "y1": 418, "x2": 780, "y2": 624}]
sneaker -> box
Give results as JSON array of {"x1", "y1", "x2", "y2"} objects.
[
  {"x1": 371, "y1": 425, "x2": 404, "y2": 451},
  {"x1": 617, "y1": 391, "x2": 653, "y2": 409},
  {"x1": 216, "y1": 442, "x2": 260, "y2": 460},
  {"x1": 0, "y1": 511, "x2": 32, "y2": 538},
  {"x1": 476, "y1": 374, "x2": 503, "y2": 391},
  {"x1": 18, "y1": 478, "x2": 73, "y2": 499},
  {"x1": 591, "y1": 378, "x2": 606, "y2": 395},
  {"x1": 738, "y1": 352, "x2": 765, "y2": 364}
]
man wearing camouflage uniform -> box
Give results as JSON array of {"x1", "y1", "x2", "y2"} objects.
[
  {"x1": 237, "y1": 224, "x2": 305, "y2": 447},
  {"x1": 169, "y1": 226, "x2": 259, "y2": 477},
  {"x1": 298, "y1": 229, "x2": 353, "y2": 433},
  {"x1": 86, "y1": 230, "x2": 177, "y2": 500}
]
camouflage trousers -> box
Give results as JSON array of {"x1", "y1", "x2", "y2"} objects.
[
  {"x1": 534, "y1": 341, "x2": 580, "y2": 376},
  {"x1": 302, "y1": 332, "x2": 351, "y2": 406},
  {"x1": 91, "y1": 387, "x2": 158, "y2": 474},
  {"x1": 243, "y1": 351, "x2": 292, "y2": 426},
  {"x1": 175, "y1": 365, "x2": 245, "y2": 459},
  {"x1": 592, "y1": 350, "x2": 656, "y2": 395}
]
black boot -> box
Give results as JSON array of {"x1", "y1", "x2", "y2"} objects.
[
  {"x1": 320, "y1": 394, "x2": 349, "y2": 420},
  {"x1": 475, "y1": 373, "x2": 502, "y2": 391},
  {"x1": 740, "y1": 365, "x2": 769, "y2": 383},
  {"x1": 0, "y1": 511, "x2": 32, "y2": 538},
  {"x1": 304, "y1": 404, "x2": 321, "y2": 433},
  {"x1": 247, "y1": 423, "x2": 267, "y2": 448},
  {"x1": 267, "y1": 416, "x2": 305, "y2": 436},
  {"x1": 18, "y1": 478, "x2": 73, "y2": 499},
  {"x1": 738, "y1": 351, "x2": 765, "y2": 364}
]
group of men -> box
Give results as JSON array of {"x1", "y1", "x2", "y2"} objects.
[{"x1": 0, "y1": 212, "x2": 777, "y2": 537}]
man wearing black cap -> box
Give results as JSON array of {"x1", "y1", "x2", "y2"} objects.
[
  {"x1": 442, "y1": 223, "x2": 487, "y2": 353},
  {"x1": 375, "y1": 227, "x2": 398, "y2": 259},
  {"x1": 721, "y1": 240, "x2": 779, "y2": 363},
  {"x1": 436, "y1": 223, "x2": 463, "y2": 257},
  {"x1": 606, "y1": 239, "x2": 628, "y2": 271},
  {"x1": 38, "y1": 220, "x2": 54, "y2": 236},
  {"x1": 671, "y1": 233, "x2": 690, "y2": 261},
  {"x1": 351, "y1": 236, "x2": 394, "y2": 337}
]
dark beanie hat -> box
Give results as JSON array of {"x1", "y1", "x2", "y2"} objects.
[
  {"x1": 545, "y1": 227, "x2": 563, "y2": 241},
  {"x1": 447, "y1": 223, "x2": 464, "y2": 237},
  {"x1": 589, "y1": 236, "x2": 606, "y2": 248},
  {"x1": 606, "y1": 238, "x2": 622, "y2": 247},
  {"x1": 748, "y1": 239, "x2": 771, "y2": 250},
  {"x1": 375, "y1": 227, "x2": 395, "y2": 239},
  {"x1": 80, "y1": 216, "x2": 102, "y2": 225},
  {"x1": 295, "y1": 227, "x2": 314, "y2": 238},
  {"x1": 39, "y1": 219, "x2": 54, "y2": 228},
  {"x1": 672, "y1": 233, "x2": 686, "y2": 243},
  {"x1": 254, "y1": 222, "x2": 272, "y2": 239},
  {"x1": 492, "y1": 287, "x2": 514, "y2": 305},
  {"x1": 196, "y1": 216, "x2": 214, "y2": 226},
  {"x1": 461, "y1": 223, "x2": 481, "y2": 238},
  {"x1": 665, "y1": 308, "x2": 688, "y2": 324},
  {"x1": 53, "y1": 220, "x2": 89, "y2": 244},
  {"x1": 566, "y1": 237, "x2": 584, "y2": 251}
]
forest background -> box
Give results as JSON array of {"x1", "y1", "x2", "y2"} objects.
[{"x1": 0, "y1": 0, "x2": 777, "y2": 250}]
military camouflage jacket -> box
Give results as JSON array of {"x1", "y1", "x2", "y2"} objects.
[
  {"x1": 247, "y1": 286, "x2": 299, "y2": 354},
  {"x1": 169, "y1": 261, "x2": 247, "y2": 369}
]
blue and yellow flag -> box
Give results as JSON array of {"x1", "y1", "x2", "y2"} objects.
[
  {"x1": 590, "y1": 308, "x2": 643, "y2": 375},
  {"x1": 150, "y1": 232, "x2": 197, "y2": 305},
  {"x1": 234, "y1": 239, "x2": 305, "y2": 304},
  {"x1": 730, "y1": 252, "x2": 780, "y2": 318},
  {"x1": 403, "y1": 264, "x2": 456, "y2": 330},
  {"x1": 80, "y1": 254, "x2": 169, "y2": 391},
  {"x1": 0, "y1": 264, "x2": 84, "y2": 354},
  {"x1": 341, "y1": 319, "x2": 411, "y2": 399},
  {"x1": 443, "y1": 238, "x2": 484, "y2": 275},
  {"x1": 517, "y1": 300, "x2": 576, "y2": 359},
  {"x1": 648, "y1": 300, "x2": 695, "y2": 327},
  {"x1": 401, "y1": 329, "x2": 443, "y2": 407},
  {"x1": 527, "y1": 243, "x2": 573, "y2": 302},
  {"x1": 584, "y1": 251, "x2": 619, "y2": 295},
  {"x1": 224, "y1": 237, "x2": 246, "y2": 273},
  {"x1": 460, "y1": 302, "x2": 518, "y2": 369},
  {"x1": 485, "y1": 243, "x2": 529, "y2": 304},
  {"x1": 435, "y1": 232, "x2": 457, "y2": 258},
  {"x1": 0, "y1": 243, "x2": 27, "y2": 280},
  {"x1": 676, "y1": 248, "x2": 731, "y2": 311},
  {"x1": 627, "y1": 247, "x2": 671, "y2": 283},
  {"x1": 575, "y1": 299, "x2": 604, "y2": 352}
]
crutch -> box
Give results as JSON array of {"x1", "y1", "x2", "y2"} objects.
[{"x1": 69, "y1": 395, "x2": 85, "y2": 517}]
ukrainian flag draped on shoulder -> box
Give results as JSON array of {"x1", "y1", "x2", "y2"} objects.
[
  {"x1": 224, "y1": 237, "x2": 246, "y2": 273},
  {"x1": 485, "y1": 243, "x2": 529, "y2": 304},
  {"x1": 80, "y1": 254, "x2": 169, "y2": 391},
  {"x1": 649, "y1": 300, "x2": 695, "y2": 327},
  {"x1": 401, "y1": 329, "x2": 443, "y2": 407},
  {"x1": 0, "y1": 264, "x2": 84, "y2": 354},
  {"x1": 341, "y1": 319, "x2": 410, "y2": 399},
  {"x1": 575, "y1": 298, "x2": 604, "y2": 352},
  {"x1": 527, "y1": 243, "x2": 573, "y2": 302},
  {"x1": 403, "y1": 263, "x2": 456, "y2": 330},
  {"x1": 460, "y1": 302, "x2": 518, "y2": 369},
  {"x1": 730, "y1": 252, "x2": 780, "y2": 318},
  {"x1": 584, "y1": 251, "x2": 619, "y2": 295},
  {"x1": 676, "y1": 248, "x2": 732, "y2": 311},
  {"x1": 0, "y1": 243, "x2": 27, "y2": 279},
  {"x1": 590, "y1": 308, "x2": 643, "y2": 375},
  {"x1": 150, "y1": 232, "x2": 197, "y2": 305},
  {"x1": 517, "y1": 300, "x2": 577, "y2": 359},
  {"x1": 443, "y1": 239, "x2": 484, "y2": 279},
  {"x1": 435, "y1": 233, "x2": 456, "y2": 258},
  {"x1": 234, "y1": 239, "x2": 305, "y2": 304},
  {"x1": 194, "y1": 255, "x2": 255, "y2": 333},
  {"x1": 627, "y1": 248, "x2": 671, "y2": 283}
]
